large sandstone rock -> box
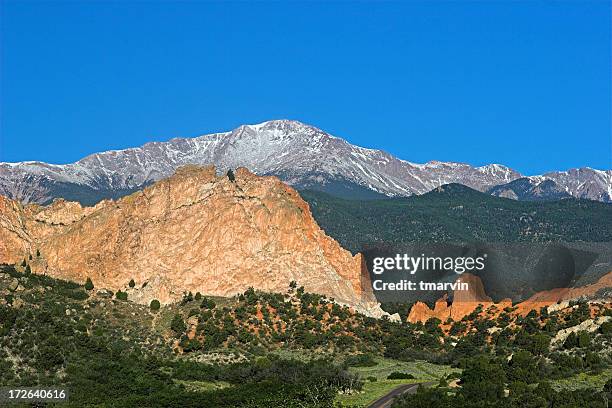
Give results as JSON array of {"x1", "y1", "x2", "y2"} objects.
[
  {"x1": 0, "y1": 165, "x2": 384, "y2": 317},
  {"x1": 408, "y1": 273, "x2": 512, "y2": 323},
  {"x1": 408, "y1": 271, "x2": 612, "y2": 323}
]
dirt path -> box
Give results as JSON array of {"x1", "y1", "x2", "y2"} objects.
[{"x1": 368, "y1": 381, "x2": 434, "y2": 408}]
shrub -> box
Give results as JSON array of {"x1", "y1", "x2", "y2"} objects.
[
  {"x1": 200, "y1": 297, "x2": 216, "y2": 310},
  {"x1": 345, "y1": 354, "x2": 377, "y2": 367},
  {"x1": 84, "y1": 277, "x2": 94, "y2": 291},
  {"x1": 115, "y1": 291, "x2": 128, "y2": 301},
  {"x1": 150, "y1": 299, "x2": 161, "y2": 311},
  {"x1": 171, "y1": 314, "x2": 187, "y2": 335},
  {"x1": 227, "y1": 169, "x2": 235, "y2": 182},
  {"x1": 387, "y1": 372, "x2": 415, "y2": 380},
  {"x1": 128, "y1": 279, "x2": 135, "y2": 288}
]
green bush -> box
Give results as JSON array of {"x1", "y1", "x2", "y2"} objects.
[
  {"x1": 387, "y1": 372, "x2": 415, "y2": 380},
  {"x1": 115, "y1": 291, "x2": 128, "y2": 301},
  {"x1": 200, "y1": 296, "x2": 216, "y2": 310},
  {"x1": 171, "y1": 314, "x2": 187, "y2": 335},
  {"x1": 345, "y1": 353, "x2": 377, "y2": 367},
  {"x1": 150, "y1": 299, "x2": 161, "y2": 311},
  {"x1": 84, "y1": 277, "x2": 94, "y2": 291}
]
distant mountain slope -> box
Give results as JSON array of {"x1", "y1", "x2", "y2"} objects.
[
  {"x1": 301, "y1": 184, "x2": 612, "y2": 253},
  {"x1": 487, "y1": 178, "x2": 573, "y2": 201},
  {"x1": 1, "y1": 119, "x2": 610, "y2": 203},
  {"x1": 301, "y1": 186, "x2": 612, "y2": 304}
]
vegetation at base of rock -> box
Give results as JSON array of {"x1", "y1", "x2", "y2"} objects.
[
  {"x1": 150, "y1": 299, "x2": 161, "y2": 311},
  {"x1": 115, "y1": 290, "x2": 128, "y2": 301},
  {"x1": 0, "y1": 263, "x2": 611, "y2": 407}
]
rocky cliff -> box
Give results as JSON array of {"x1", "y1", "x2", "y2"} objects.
[
  {"x1": 408, "y1": 272, "x2": 612, "y2": 323},
  {"x1": 0, "y1": 165, "x2": 384, "y2": 317}
]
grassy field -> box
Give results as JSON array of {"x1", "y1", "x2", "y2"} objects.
[
  {"x1": 347, "y1": 357, "x2": 459, "y2": 381},
  {"x1": 173, "y1": 379, "x2": 231, "y2": 393},
  {"x1": 552, "y1": 369, "x2": 612, "y2": 392},
  {"x1": 336, "y1": 357, "x2": 459, "y2": 407}
]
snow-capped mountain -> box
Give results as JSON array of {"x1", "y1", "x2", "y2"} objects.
[
  {"x1": 488, "y1": 168, "x2": 612, "y2": 203},
  {"x1": 0, "y1": 120, "x2": 610, "y2": 204}
]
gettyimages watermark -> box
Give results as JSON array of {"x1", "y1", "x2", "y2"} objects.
[
  {"x1": 361, "y1": 242, "x2": 605, "y2": 304},
  {"x1": 370, "y1": 253, "x2": 487, "y2": 291}
]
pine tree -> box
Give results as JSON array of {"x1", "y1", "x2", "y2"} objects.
[
  {"x1": 171, "y1": 314, "x2": 187, "y2": 335},
  {"x1": 227, "y1": 169, "x2": 235, "y2": 182},
  {"x1": 129, "y1": 279, "x2": 135, "y2": 288},
  {"x1": 84, "y1": 277, "x2": 94, "y2": 291}
]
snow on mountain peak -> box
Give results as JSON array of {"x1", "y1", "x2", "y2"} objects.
[{"x1": 0, "y1": 120, "x2": 610, "y2": 204}]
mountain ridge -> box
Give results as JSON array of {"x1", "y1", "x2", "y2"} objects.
[{"x1": 1, "y1": 119, "x2": 610, "y2": 203}]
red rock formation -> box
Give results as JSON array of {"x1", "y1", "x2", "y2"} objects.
[
  {"x1": 408, "y1": 272, "x2": 612, "y2": 323},
  {"x1": 0, "y1": 165, "x2": 384, "y2": 316}
]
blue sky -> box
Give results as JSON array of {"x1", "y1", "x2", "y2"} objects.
[{"x1": 0, "y1": 1, "x2": 610, "y2": 175}]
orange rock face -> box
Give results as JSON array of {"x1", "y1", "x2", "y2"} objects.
[
  {"x1": 0, "y1": 165, "x2": 384, "y2": 317},
  {"x1": 407, "y1": 273, "x2": 503, "y2": 323},
  {"x1": 407, "y1": 272, "x2": 612, "y2": 323}
]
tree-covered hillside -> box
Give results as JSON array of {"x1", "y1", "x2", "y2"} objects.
[
  {"x1": 1, "y1": 263, "x2": 612, "y2": 407},
  {"x1": 301, "y1": 185, "x2": 612, "y2": 253}
]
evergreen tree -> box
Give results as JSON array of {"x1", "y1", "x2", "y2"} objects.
[
  {"x1": 171, "y1": 314, "x2": 187, "y2": 335},
  {"x1": 84, "y1": 277, "x2": 94, "y2": 291},
  {"x1": 128, "y1": 279, "x2": 135, "y2": 288}
]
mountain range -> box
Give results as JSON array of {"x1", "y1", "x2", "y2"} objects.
[{"x1": 1, "y1": 119, "x2": 611, "y2": 204}]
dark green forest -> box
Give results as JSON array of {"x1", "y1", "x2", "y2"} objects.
[{"x1": 301, "y1": 185, "x2": 612, "y2": 253}]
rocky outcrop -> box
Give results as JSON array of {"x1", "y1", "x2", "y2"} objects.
[
  {"x1": 408, "y1": 274, "x2": 512, "y2": 322},
  {"x1": 0, "y1": 165, "x2": 384, "y2": 317},
  {"x1": 550, "y1": 316, "x2": 612, "y2": 348},
  {"x1": 408, "y1": 272, "x2": 612, "y2": 323}
]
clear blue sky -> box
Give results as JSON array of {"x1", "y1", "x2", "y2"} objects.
[{"x1": 1, "y1": 1, "x2": 610, "y2": 175}]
